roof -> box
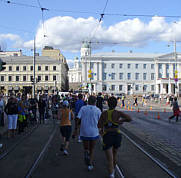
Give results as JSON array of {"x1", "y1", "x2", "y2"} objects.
[
  {"x1": 92, "y1": 52, "x2": 164, "y2": 58},
  {"x1": 0, "y1": 56, "x2": 62, "y2": 64}
]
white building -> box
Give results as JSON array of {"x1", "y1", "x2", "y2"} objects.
[{"x1": 69, "y1": 42, "x2": 181, "y2": 96}]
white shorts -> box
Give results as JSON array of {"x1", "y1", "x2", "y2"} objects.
[{"x1": 8, "y1": 115, "x2": 18, "y2": 130}]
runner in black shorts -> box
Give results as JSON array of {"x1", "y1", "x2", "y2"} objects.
[{"x1": 98, "y1": 96, "x2": 132, "y2": 178}]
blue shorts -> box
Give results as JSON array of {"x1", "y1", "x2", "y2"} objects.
[{"x1": 80, "y1": 135, "x2": 99, "y2": 141}]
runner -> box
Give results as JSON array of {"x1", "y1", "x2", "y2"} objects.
[
  {"x1": 98, "y1": 96, "x2": 132, "y2": 178},
  {"x1": 77, "y1": 95, "x2": 101, "y2": 171},
  {"x1": 58, "y1": 100, "x2": 74, "y2": 156}
]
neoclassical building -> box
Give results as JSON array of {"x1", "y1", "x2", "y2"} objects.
[
  {"x1": 0, "y1": 46, "x2": 69, "y2": 95},
  {"x1": 68, "y1": 42, "x2": 181, "y2": 96}
]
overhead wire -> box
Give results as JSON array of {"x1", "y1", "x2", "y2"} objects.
[{"x1": 0, "y1": 0, "x2": 181, "y2": 19}]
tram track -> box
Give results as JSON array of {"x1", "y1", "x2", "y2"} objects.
[{"x1": 118, "y1": 127, "x2": 179, "y2": 178}]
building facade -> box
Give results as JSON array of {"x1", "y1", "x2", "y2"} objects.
[
  {"x1": 0, "y1": 47, "x2": 69, "y2": 95},
  {"x1": 69, "y1": 42, "x2": 181, "y2": 96}
]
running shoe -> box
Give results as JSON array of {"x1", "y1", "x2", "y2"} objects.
[
  {"x1": 88, "y1": 165, "x2": 94, "y2": 171},
  {"x1": 63, "y1": 149, "x2": 69, "y2": 156}
]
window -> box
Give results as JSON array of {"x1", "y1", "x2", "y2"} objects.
[
  {"x1": 103, "y1": 85, "x2": 107, "y2": 91},
  {"x1": 135, "y1": 73, "x2": 139, "y2": 80},
  {"x1": 119, "y1": 85, "x2": 122, "y2": 91},
  {"x1": 111, "y1": 73, "x2": 115, "y2": 80},
  {"x1": 103, "y1": 73, "x2": 107, "y2": 80},
  {"x1": 45, "y1": 75, "x2": 49, "y2": 81},
  {"x1": 23, "y1": 76, "x2": 26, "y2": 81},
  {"x1": 38, "y1": 66, "x2": 41, "y2": 71},
  {"x1": 30, "y1": 76, "x2": 33, "y2": 81},
  {"x1": 53, "y1": 75, "x2": 56, "y2": 81},
  {"x1": 9, "y1": 66, "x2": 12, "y2": 71},
  {"x1": 111, "y1": 64, "x2": 114, "y2": 69},
  {"x1": 143, "y1": 64, "x2": 147, "y2": 69},
  {"x1": 158, "y1": 73, "x2": 162, "y2": 78},
  {"x1": 151, "y1": 64, "x2": 154, "y2": 69},
  {"x1": 151, "y1": 85, "x2": 155, "y2": 91},
  {"x1": 119, "y1": 73, "x2": 123, "y2": 80},
  {"x1": 128, "y1": 64, "x2": 131, "y2": 69},
  {"x1": 158, "y1": 64, "x2": 162, "y2": 69},
  {"x1": 143, "y1": 73, "x2": 147, "y2": 80},
  {"x1": 8, "y1": 76, "x2": 12, "y2": 81},
  {"x1": 90, "y1": 63, "x2": 94, "y2": 69},
  {"x1": 127, "y1": 73, "x2": 131, "y2": 80},
  {"x1": 135, "y1": 64, "x2": 138, "y2": 69},
  {"x1": 30, "y1": 66, "x2": 33, "y2": 71},
  {"x1": 53, "y1": 66, "x2": 56, "y2": 71},
  {"x1": 143, "y1": 85, "x2": 147, "y2": 91},
  {"x1": 135, "y1": 85, "x2": 139, "y2": 91},
  {"x1": 1, "y1": 76, "x2": 4, "y2": 81},
  {"x1": 38, "y1": 76, "x2": 41, "y2": 81},
  {"x1": 151, "y1": 73, "x2": 154, "y2": 80},
  {"x1": 16, "y1": 76, "x2": 19, "y2": 81},
  {"x1": 45, "y1": 66, "x2": 48, "y2": 71},
  {"x1": 166, "y1": 64, "x2": 169, "y2": 69},
  {"x1": 119, "y1": 64, "x2": 122, "y2": 68},
  {"x1": 111, "y1": 85, "x2": 115, "y2": 91},
  {"x1": 16, "y1": 66, "x2": 19, "y2": 71},
  {"x1": 23, "y1": 66, "x2": 26, "y2": 71}
]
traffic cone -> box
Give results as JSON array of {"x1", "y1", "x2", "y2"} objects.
[
  {"x1": 150, "y1": 106, "x2": 152, "y2": 111},
  {"x1": 131, "y1": 106, "x2": 133, "y2": 111},
  {"x1": 157, "y1": 112, "x2": 160, "y2": 119},
  {"x1": 125, "y1": 105, "x2": 127, "y2": 109},
  {"x1": 121, "y1": 104, "x2": 123, "y2": 108},
  {"x1": 128, "y1": 106, "x2": 130, "y2": 111},
  {"x1": 137, "y1": 108, "x2": 140, "y2": 113}
]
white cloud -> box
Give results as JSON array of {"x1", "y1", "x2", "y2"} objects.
[{"x1": 1, "y1": 16, "x2": 181, "y2": 52}]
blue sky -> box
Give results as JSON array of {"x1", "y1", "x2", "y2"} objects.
[{"x1": 0, "y1": 0, "x2": 181, "y2": 65}]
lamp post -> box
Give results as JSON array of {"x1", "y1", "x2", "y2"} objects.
[{"x1": 32, "y1": 37, "x2": 36, "y2": 98}]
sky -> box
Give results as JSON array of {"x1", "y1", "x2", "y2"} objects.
[{"x1": 0, "y1": 0, "x2": 181, "y2": 67}]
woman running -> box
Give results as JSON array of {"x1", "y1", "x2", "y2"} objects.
[
  {"x1": 98, "y1": 96, "x2": 132, "y2": 178},
  {"x1": 58, "y1": 100, "x2": 74, "y2": 155}
]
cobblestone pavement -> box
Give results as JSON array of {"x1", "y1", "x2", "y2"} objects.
[{"x1": 117, "y1": 100, "x2": 181, "y2": 167}]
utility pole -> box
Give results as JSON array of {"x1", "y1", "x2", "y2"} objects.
[{"x1": 32, "y1": 37, "x2": 36, "y2": 98}]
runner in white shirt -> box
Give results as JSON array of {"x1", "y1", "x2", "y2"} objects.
[{"x1": 77, "y1": 95, "x2": 101, "y2": 171}]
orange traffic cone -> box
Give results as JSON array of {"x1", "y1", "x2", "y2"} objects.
[
  {"x1": 128, "y1": 106, "x2": 130, "y2": 111},
  {"x1": 157, "y1": 112, "x2": 160, "y2": 119},
  {"x1": 137, "y1": 108, "x2": 140, "y2": 113},
  {"x1": 150, "y1": 106, "x2": 152, "y2": 111},
  {"x1": 120, "y1": 104, "x2": 123, "y2": 108},
  {"x1": 131, "y1": 106, "x2": 133, "y2": 111},
  {"x1": 125, "y1": 105, "x2": 127, "y2": 109}
]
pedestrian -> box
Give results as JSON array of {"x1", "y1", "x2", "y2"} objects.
[
  {"x1": 58, "y1": 100, "x2": 74, "y2": 155},
  {"x1": 77, "y1": 95, "x2": 101, "y2": 171},
  {"x1": 96, "y1": 92, "x2": 104, "y2": 112},
  {"x1": 4, "y1": 95, "x2": 19, "y2": 138},
  {"x1": 98, "y1": 96, "x2": 132, "y2": 178},
  {"x1": 133, "y1": 96, "x2": 138, "y2": 106},
  {"x1": 121, "y1": 95, "x2": 125, "y2": 107},
  {"x1": 38, "y1": 96, "x2": 46, "y2": 124},
  {"x1": 0, "y1": 94, "x2": 5, "y2": 126},
  {"x1": 169, "y1": 97, "x2": 180, "y2": 122},
  {"x1": 72, "y1": 93, "x2": 85, "y2": 141}
]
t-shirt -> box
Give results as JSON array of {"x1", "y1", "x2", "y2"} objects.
[
  {"x1": 60, "y1": 108, "x2": 73, "y2": 126},
  {"x1": 77, "y1": 105, "x2": 101, "y2": 137}
]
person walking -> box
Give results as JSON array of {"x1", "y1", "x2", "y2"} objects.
[
  {"x1": 72, "y1": 93, "x2": 85, "y2": 141},
  {"x1": 77, "y1": 95, "x2": 101, "y2": 171},
  {"x1": 121, "y1": 95, "x2": 125, "y2": 107},
  {"x1": 0, "y1": 94, "x2": 5, "y2": 126},
  {"x1": 4, "y1": 95, "x2": 19, "y2": 138},
  {"x1": 58, "y1": 100, "x2": 74, "y2": 155},
  {"x1": 169, "y1": 97, "x2": 180, "y2": 122},
  {"x1": 96, "y1": 92, "x2": 104, "y2": 112},
  {"x1": 98, "y1": 96, "x2": 132, "y2": 178},
  {"x1": 38, "y1": 96, "x2": 46, "y2": 124}
]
